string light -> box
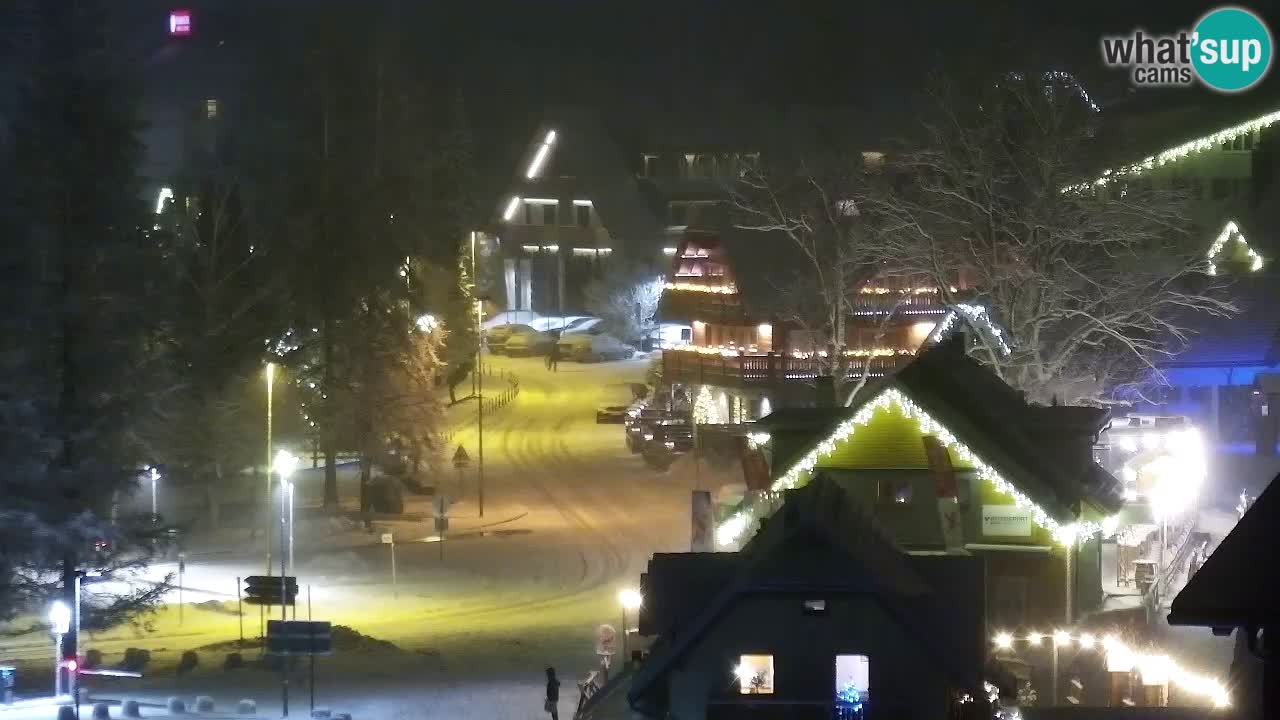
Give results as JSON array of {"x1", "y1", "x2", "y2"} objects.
[
  {"x1": 993, "y1": 630, "x2": 1229, "y2": 708},
  {"x1": 1206, "y1": 220, "x2": 1264, "y2": 275},
  {"x1": 663, "y1": 281, "x2": 737, "y2": 294},
  {"x1": 927, "y1": 304, "x2": 1012, "y2": 356},
  {"x1": 1064, "y1": 109, "x2": 1280, "y2": 193},
  {"x1": 746, "y1": 432, "x2": 771, "y2": 449},
  {"x1": 714, "y1": 387, "x2": 1111, "y2": 548}
]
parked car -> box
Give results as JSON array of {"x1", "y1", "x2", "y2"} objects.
[
  {"x1": 557, "y1": 333, "x2": 634, "y2": 362},
  {"x1": 562, "y1": 317, "x2": 603, "y2": 334},
  {"x1": 503, "y1": 327, "x2": 557, "y2": 356},
  {"x1": 596, "y1": 405, "x2": 630, "y2": 424},
  {"x1": 642, "y1": 421, "x2": 694, "y2": 470},
  {"x1": 485, "y1": 323, "x2": 534, "y2": 353}
]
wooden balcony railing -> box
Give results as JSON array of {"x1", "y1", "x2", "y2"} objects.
[{"x1": 662, "y1": 350, "x2": 909, "y2": 388}]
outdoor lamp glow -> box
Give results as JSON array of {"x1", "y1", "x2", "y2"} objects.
[
  {"x1": 273, "y1": 449, "x2": 299, "y2": 481},
  {"x1": 618, "y1": 588, "x2": 643, "y2": 611},
  {"x1": 48, "y1": 601, "x2": 71, "y2": 635}
]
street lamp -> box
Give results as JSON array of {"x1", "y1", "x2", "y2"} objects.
[
  {"x1": 274, "y1": 449, "x2": 299, "y2": 581},
  {"x1": 147, "y1": 466, "x2": 160, "y2": 522},
  {"x1": 618, "y1": 588, "x2": 643, "y2": 662},
  {"x1": 265, "y1": 363, "x2": 276, "y2": 574},
  {"x1": 48, "y1": 601, "x2": 71, "y2": 696}
]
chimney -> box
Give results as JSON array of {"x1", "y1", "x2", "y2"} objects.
[{"x1": 815, "y1": 376, "x2": 836, "y2": 408}]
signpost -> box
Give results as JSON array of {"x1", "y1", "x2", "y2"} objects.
[
  {"x1": 452, "y1": 445, "x2": 470, "y2": 496},
  {"x1": 595, "y1": 624, "x2": 617, "y2": 672},
  {"x1": 381, "y1": 534, "x2": 396, "y2": 596},
  {"x1": 266, "y1": 620, "x2": 332, "y2": 717},
  {"x1": 434, "y1": 495, "x2": 451, "y2": 561}
]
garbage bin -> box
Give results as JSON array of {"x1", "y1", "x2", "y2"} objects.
[{"x1": 1, "y1": 665, "x2": 15, "y2": 704}]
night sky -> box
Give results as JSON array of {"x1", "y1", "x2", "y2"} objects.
[{"x1": 115, "y1": 1, "x2": 1278, "y2": 192}]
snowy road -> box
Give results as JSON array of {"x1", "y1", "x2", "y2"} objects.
[{"x1": 1, "y1": 353, "x2": 696, "y2": 718}]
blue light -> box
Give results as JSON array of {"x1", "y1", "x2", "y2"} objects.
[{"x1": 835, "y1": 683, "x2": 865, "y2": 719}]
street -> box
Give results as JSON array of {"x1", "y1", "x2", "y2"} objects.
[{"x1": 0, "y1": 353, "x2": 696, "y2": 719}]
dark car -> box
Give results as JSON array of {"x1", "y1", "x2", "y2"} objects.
[
  {"x1": 642, "y1": 421, "x2": 694, "y2": 470},
  {"x1": 596, "y1": 405, "x2": 630, "y2": 424}
]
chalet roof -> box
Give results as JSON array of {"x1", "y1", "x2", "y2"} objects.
[
  {"x1": 1168, "y1": 472, "x2": 1280, "y2": 629},
  {"x1": 758, "y1": 339, "x2": 1124, "y2": 524},
  {"x1": 629, "y1": 477, "x2": 985, "y2": 712}
]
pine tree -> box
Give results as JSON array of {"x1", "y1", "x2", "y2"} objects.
[{"x1": 0, "y1": 1, "x2": 167, "y2": 625}]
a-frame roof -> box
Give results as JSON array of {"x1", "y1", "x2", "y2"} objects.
[
  {"x1": 756, "y1": 339, "x2": 1123, "y2": 541},
  {"x1": 1168, "y1": 473, "x2": 1280, "y2": 630},
  {"x1": 628, "y1": 476, "x2": 984, "y2": 713}
]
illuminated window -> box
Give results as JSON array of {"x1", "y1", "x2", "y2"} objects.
[
  {"x1": 735, "y1": 655, "x2": 774, "y2": 694},
  {"x1": 834, "y1": 655, "x2": 870, "y2": 712},
  {"x1": 878, "y1": 478, "x2": 912, "y2": 505},
  {"x1": 803, "y1": 599, "x2": 827, "y2": 615},
  {"x1": 862, "y1": 151, "x2": 886, "y2": 169},
  {"x1": 205, "y1": 98, "x2": 219, "y2": 119},
  {"x1": 169, "y1": 9, "x2": 192, "y2": 36}
]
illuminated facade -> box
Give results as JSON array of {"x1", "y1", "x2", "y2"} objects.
[
  {"x1": 657, "y1": 229, "x2": 960, "y2": 419},
  {"x1": 721, "y1": 339, "x2": 1124, "y2": 629}
]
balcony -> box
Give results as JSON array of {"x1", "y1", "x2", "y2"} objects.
[{"x1": 663, "y1": 349, "x2": 908, "y2": 389}]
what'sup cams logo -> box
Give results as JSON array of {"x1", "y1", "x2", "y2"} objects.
[{"x1": 1102, "y1": 6, "x2": 1272, "y2": 92}]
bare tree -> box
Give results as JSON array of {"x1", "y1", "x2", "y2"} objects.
[
  {"x1": 583, "y1": 262, "x2": 664, "y2": 342},
  {"x1": 868, "y1": 73, "x2": 1237, "y2": 405},
  {"x1": 728, "y1": 141, "x2": 902, "y2": 400}
]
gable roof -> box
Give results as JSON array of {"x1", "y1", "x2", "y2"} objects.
[
  {"x1": 751, "y1": 341, "x2": 1122, "y2": 546},
  {"x1": 629, "y1": 476, "x2": 984, "y2": 712},
  {"x1": 1168, "y1": 472, "x2": 1280, "y2": 629}
]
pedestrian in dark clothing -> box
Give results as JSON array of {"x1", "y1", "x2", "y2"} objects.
[
  {"x1": 548, "y1": 342, "x2": 560, "y2": 372},
  {"x1": 545, "y1": 666, "x2": 560, "y2": 720}
]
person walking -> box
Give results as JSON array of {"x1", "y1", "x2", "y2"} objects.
[
  {"x1": 544, "y1": 666, "x2": 560, "y2": 720},
  {"x1": 548, "y1": 340, "x2": 561, "y2": 372}
]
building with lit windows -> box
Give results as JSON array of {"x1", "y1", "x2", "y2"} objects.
[
  {"x1": 1072, "y1": 96, "x2": 1280, "y2": 450},
  {"x1": 718, "y1": 337, "x2": 1125, "y2": 630},
  {"x1": 628, "y1": 475, "x2": 987, "y2": 720}
]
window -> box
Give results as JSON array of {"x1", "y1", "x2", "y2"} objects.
[
  {"x1": 992, "y1": 576, "x2": 1029, "y2": 626},
  {"x1": 1223, "y1": 131, "x2": 1258, "y2": 152},
  {"x1": 862, "y1": 151, "x2": 886, "y2": 170},
  {"x1": 803, "y1": 599, "x2": 827, "y2": 615},
  {"x1": 523, "y1": 203, "x2": 535, "y2": 225},
  {"x1": 834, "y1": 655, "x2": 870, "y2": 713},
  {"x1": 735, "y1": 655, "x2": 774, "y2": 694},
  {"x1": 641, "y1": 154, "x2": 659, "y2": 178},
  {"x1": 877, "y1": 478, "x2": 912, "y2": 505},
  {"x1": 205, "y1": 98, "x2": 219, "y2": 119},
  {"x1": 576, "y1": 204, "x2": 590, "y2": 228},
  {"x1": 544, "y1": 202, "x2": 559, "y2": 226}
]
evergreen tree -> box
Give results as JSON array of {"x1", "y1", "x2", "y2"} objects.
[{"x1": 0, "y1": 1, "x2": 167, "y2": 625}]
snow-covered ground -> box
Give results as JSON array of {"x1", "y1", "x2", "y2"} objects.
[{"x1": 1, "y1": 353, "x2": 693, "y2": 719}]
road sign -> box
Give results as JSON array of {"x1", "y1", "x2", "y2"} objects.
[
  {"x1": 452, "y1": 445, "x2": 470, "y2": 469},
  {"x1": 433, "y1": 495, "x2": 451, "y2": 518},
  {"x1": 244, "y1": 575, "x2": 298, "y2": 606},
  {"x1": 266, "y1": 620, "x2": 332, "y2": 655},
  {"x1": 380, "y1": 533, "x2": 394, "y2": 545},
  {"x1": 434, "y1": 516, "x2": 449, "y2": 533}
]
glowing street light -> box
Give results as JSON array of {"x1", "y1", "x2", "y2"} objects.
[
  {"x1": 993, "y1": 632, "x2": 1013, "y2": 650},
  {"x1": 274, "y1": 449, "x2": 300, "y2": 579},
  {"x1": 265, "y1": 363, "x2": 276, "y2": 574},
  {"x1": 618, "y1": 588, "x2": 643, "y2": 661},
  {"x1": 49, "y1": 601, "x2": 70, "y2": 696}
]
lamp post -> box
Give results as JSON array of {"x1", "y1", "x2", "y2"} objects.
[
  {"x1": 48, "y1": 601, "x2": 70, "y2": 697},
  {"x1": 265, "y1": 363, "x2": 275, "y2": 572},
  {"x1": 471, "y1": 231, "x2": 486, "y2": 518},
  {"x1": 274, "y1": 450, "x2": 300, "y2": 587},
  {"x1": 147, "y1": 466, "x2": 160, "y2": 522},
  {"x1": 618, "y1": 588, "x2": 642, "y2": 662}
]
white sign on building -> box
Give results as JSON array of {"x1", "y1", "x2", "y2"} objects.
[{"x1": 981, "y1": 505, "x2": 1033, "y2": 537}]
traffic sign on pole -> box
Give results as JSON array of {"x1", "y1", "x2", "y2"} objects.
[
  {"x1": 244, "y1": 575, "x2": 298, "y2": 606},
  {"x1": 266, "y1": 620, "x2": 332, "y2": 655},
  {"x1": 452, "y1": 445, "x2": 470, "y2": 469},
  {"x1": 433, "y1": 495, "x2": 451, "y2": 518}
]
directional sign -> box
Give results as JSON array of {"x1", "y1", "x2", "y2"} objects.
[
  {"x1": 244, "y1": 575, "x2": 298, "y2": 606},
  {"x1": 433, "y1": 495, "x2": 451, "y2": 518},
  {"x1": 452, "y1": 445, "x2": 470, "y2": 469},
  {"x1": 266, "y1": 620, "x2": 332, "y2": 655},
  {"x1": 434, "y1": 516, "x2": 449, "y2": 533}
]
